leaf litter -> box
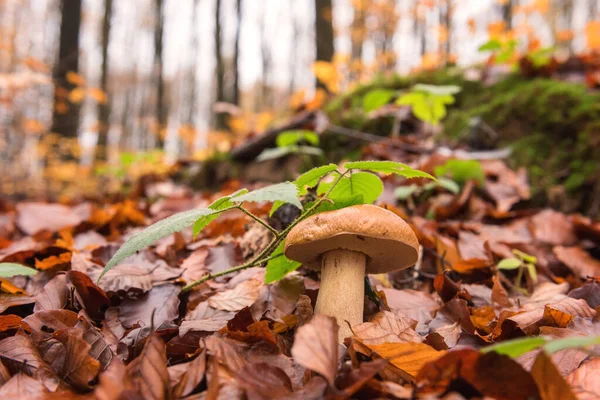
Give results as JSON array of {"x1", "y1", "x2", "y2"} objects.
[{"x1": 0, "y1": 142, "x2": 599, "y2": 399}]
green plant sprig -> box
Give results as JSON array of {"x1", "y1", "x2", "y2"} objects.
[
  {"x1": 181, "y1": 170, "x2": 349, "y2": 292},
  {"x1": 97, "y1": 160, "x2": 435, "y2": 290}
]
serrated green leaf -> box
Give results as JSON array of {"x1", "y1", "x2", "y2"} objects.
[
  {"x1": 276, "y1": 130, "x2": 319, "y2": 147},
  {"x1": 344, "y1": 160, "x2": 435, "y2": 180},
  {"x1": 265, "y1": 242, "x2": 302, "y2": 284},
  {"x1": 295, "y1": 164, "x2": 338, "y2": 195},
  {"x1": 316, "y1": 194, "x2": 365, "y2": 213},
  {"x1": 543, "y1": 336, "x2": 600, "y2": 354},
  {"x1": 192, "y1": 189, "x2": 248, "y2": 236},
  {"x1": 235, "y1": 182, "x2": 301, "y2": 209},
  {"x1": 99, "y1": 207, "x2": 220, "y2": 282},
  {"x1": 481, "y1": 337, "x2": 547, "y2": 357},
  {"x1": 424, "y1": 177, "x2": 460, "y2": 194},
  {"x1": 0, "y1": 263, "x2": 38, "y2": 278},
  {"x1": 413, "y1": 84, "x2": 461, "y2": 96},
  {"x1": 497, "y1": 258, "x2": 522, "y2": 270},
  {"x1": 362, "y1": 89, "x2": 395, "y2": 113},
  {"x1": 318, "y1": 172, "x2": 383, "y2": 205},
  {"x1": 396, "y1": 91, "x2": 425, "y2": 107}
]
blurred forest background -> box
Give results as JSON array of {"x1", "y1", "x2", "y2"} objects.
[{"x1": 1, "y1": 0, "x2": 600, "y2": 198}]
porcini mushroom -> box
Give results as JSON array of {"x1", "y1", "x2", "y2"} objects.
[{"x1": 284, "y1": 204, "x2": 419, "y2": 343}]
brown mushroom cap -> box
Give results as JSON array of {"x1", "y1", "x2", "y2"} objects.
[{"x1": 284, "y1": 204, "x2": 419, "y2": 274}]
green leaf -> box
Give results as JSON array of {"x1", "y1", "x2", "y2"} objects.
[
  {"x1": 478, "y1": 39, "x2": 503, "y2": 52},
  {"x1": 497, "y1": 258, "x2": 522, "y2": 270},
  {"x1": 512, "y1": 249, "x2": 537, "y2": 264},
  {"x1": 543, "y1": 336, "x2": 600, "y2": 354},
  {"x1": 481, "y1": 337, "x2": 547, "y2": 358},
  {"x1": 100, "y1": 207, "x2": 220, "y2": 282},
  {"x1": 316, "y1": 193, "x2": 365, "y2": 212},
  {"x1": 318, "y1": 172, "x2": 383, "y2": 205},
  {"x1": 413, "y1": 84, "x2": 462, "y2": 96},
  {"x1": 434, "y1": 159, "x2": 485, "y2": 186},
  {"x1": 0, "y1": 263, "x2": 38, "y2": 278},
  {"x1": 396, "y1": 91, "x2": 425, "y2": 107},
  {"x1": 362, "y1": 89, "x2": 395, "y2": 113},
  {"x1": 526, "y1": 263, "x2": 538, "y2": 283},
  {"x1": 424, "y1": 177, "x2": 460, "y2": 194},
  {"x1": 276, "y1": 130, "x2": 319, "y2": 147},
  {"x1": 265, "y1": 242, "x2": 302, "y2": 284},
  {"x1": 257, "y1": 146, "x2": 295, "y2": 162},
  {"x1": 344, "y1": 160, "x2": 436, "y2": 180},
  {"x1": 295, "y1": 164, "x2": 338, "y2": 195},
  {"x1": 394, "y1": 185, "x2": 419, "y2": 200},
  {"x1": 235, "y1": 182, "x2": 302, "y2": 209},
  {"x1": 193, "y1": 189, "x2": 248, "y2": 236}
]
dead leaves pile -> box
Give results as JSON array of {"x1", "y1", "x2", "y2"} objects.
[{"x1": 0, "y1": 156, "x2": 598, "y2": 399}]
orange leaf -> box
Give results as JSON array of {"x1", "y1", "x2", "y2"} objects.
[
  {"x1": 362, "y1": 342, "x2": 445, "y2": 379},
  {"x1": 68, "y1": 87, "x2": 86, "y2": 104},
  {"x1": 586, "y1": 21, "x2": 600, "y2": 50},
  {"x1": 312, "y1": 61, "x2": 340, "y2": 93},
  {"x1": 66, "y1": 71, "x2": 86, "y2": 86},
  {"x1": 35, "y1": 252, "x2": 72, "y2": 270}
]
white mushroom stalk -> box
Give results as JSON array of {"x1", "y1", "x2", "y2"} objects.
[{"x1": 284, "y1": 204, "x2": 420, "y2": 343}]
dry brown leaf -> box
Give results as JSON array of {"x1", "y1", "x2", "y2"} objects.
[
  {"x1": 110, "y1": 283, "x2": 180, "y2": 329},
  {"x1": 16, "y1": 203, "x2": 83, "y2": 235},
  {"x1": 52, "y1": 328, "x2": 101, "y2": 390},
  {"x1": 0, "y1": 294, "x2": 35, "y2": 313},
  {"x1": 554, "y1": 246, "x2": 600, "y2": 278},
  {"x1": 291, "y1": 314, "x2": 339, "y2": 386},
  {"x1": 531, "y1": 351, "x2": 577, "y2": 400},
  {"x1": 0, "y1": 372, "x2": 49, "y2": 397},
  {"x1": 352, "y1": 311, "x2": 422, "y2": 345},
  {"x1": 566, "y1": 358, "x2": 600, "y2": 400},
  {"x1": 33, "y1": 274, "x2": 68, "y2": 312},
  {"x1": 382, "y1": 288, "x2": 439, "y2": 329},
  {"x1": 492, "y1": 274, "x2": 512, "y2": 308},
  {"x1": 169, "y1": 349, "x2": 207, "y2": 398},
  {"x1": 127, "y1": 335, "x2": 169, "y2": 400},
  {"x1": 426, "y1": 321, "x2": 461, "y2": 350},
  {"x1": 530, "y1": 209, "x2": 577, "y2": 246},
  {"x1": 180, "y1": 301, "x2": 235, "y2": 335},
  {"x1": 235, "y1": 362, "x2": 294, "y2": 400},
  {"x1": 208, "y1": 279, "x2": 262, "y2": 312},
  {"x1": 569, "y1": 280, "x2": 600, "y2": 308}
]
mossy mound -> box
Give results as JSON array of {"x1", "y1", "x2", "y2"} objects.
[
  {"x1": 443, "y1": 76, "x2": 600, "y2": 201},
  {"x1": 324, "y1": 70, "x2": 600, "y2": 216}
]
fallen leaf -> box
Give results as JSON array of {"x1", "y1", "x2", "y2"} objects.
[
  {"x1": 169, "y1": 349, "x2": 206, "y2": 398},
  {"x1": 235, "y1": 362, "x2": 294, "y2": 399},
  {"x1": 180, "y1": 301, "x2": 235, "y2": 335},
  {"x1": 16, "y1": 203, "x2": 82, "y2": 235},
  {"x1": 566, "y1": 358, "x2": 600, "y2": 400},
  {"x1": 0, "y1": 373, "x2": 49, "y2": 397},
  {"x1": 0, "y1": 314, "x2": 30, "y2": 335},
  {"x1": 352, "y1": 311, "x2": 422, "y2": 345},
  {"x1": 110, "y1": 283, "x2": 180, "y2": 329},
  {"x1": 291, "y1": 314, "x2": 339, "y2": 386},
  {"x1": 569, "y1": 280, "x2": 600, "y2": 308},
  {"x1": 127, "y1": 335, "x2": 169, "y2": 400},
  {"x1": 382, "y1": 288, "x2": 440, "y2": 330},
  {"x1": 360, "y1": 341, "x2": 444, "y2": 379},
  {"x1": 52, "y1": 328, "x2": 101, "y2": 390},
  {"x1": 416, "y1": 349, "x2": 540, "y2": 400},
  {"x1": 554, "y1": 246, "x2": 600, "y2": 278},
  {"x1": 208, "y1": 279, "x2": 262, "y2": 312},
  {"x1": 33, "y1": 274, "x2": 68, "y2": 311},
  {"x1": 530, "y1": 209, "x2": 577, "y2": 246},
  {"x1": 66, "y1": 270, "x2": 110, "y2": 321},
  {"x1": 531, "y1": 351, "x2": 577, "y2": 400}
]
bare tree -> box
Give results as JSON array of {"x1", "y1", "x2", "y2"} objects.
[
  {"x1": 259, "y1": 8, "x2": 272, "y2": 110},
  {"x1": 351, "y1": 0, "x2": 366, "y2": 64},
  {"x1": 501, "y1": 0, "x2": 513, "y2": 29},
  {"x1": 315, "y1": 0, "x2": 334, "y2": 87},
  {"x1": 51, "y1": 0, "x2": 82, "y2": 137},
  {"x1": 154, "y1": 0, "x2": 166, "y2": 143},
  {"x1": 187, "y1": 0, "x2": 200, "y2": 125},
  {"x1": 232, "y1": 0, "x2": 242, "y2": 106},
  {"x1": 440, "y1": 0, "x2": 452, "y2": 64},
  {"x1": 214, "y1": 0, "x2": 226, "y2": 129},
  {"x1": 97, "y1": 0, "x2": 113, "y2": 160}
]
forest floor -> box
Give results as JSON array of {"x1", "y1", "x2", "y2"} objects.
[{"x1": 0, "y1": 67, "x2": 599, "y2": 399}]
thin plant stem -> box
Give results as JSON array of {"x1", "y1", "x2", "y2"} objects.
[
  {"x1": 181, "y1": 170, "x2": 348, "y2": 292},
  {"x1": 238, "y1": 206, "x2": 280, "y2": 238}
]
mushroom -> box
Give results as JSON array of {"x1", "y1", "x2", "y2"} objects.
[{"x1": 284, "y1": 204, "x2": 419, "y2": 343}]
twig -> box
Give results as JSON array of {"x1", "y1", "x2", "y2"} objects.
[{"x1": 238, "y1": 206, "x2": 279, "y2": 237}]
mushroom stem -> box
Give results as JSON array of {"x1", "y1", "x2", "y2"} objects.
[{"x1": 315, "y1": 249, "x2": 366, "y2": 343}]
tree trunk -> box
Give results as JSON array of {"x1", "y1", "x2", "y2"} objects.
[
  {"x1": 232, "y1": 0, "x2": 242, "y2": 106},
  {"x1": 350, "y1": 0, "x2": 365, "y2": 64},
  {"x1": 214, "y1": 0, "x2": 226, "y2": 129},
  {"x1": 441, "y1": 0, "x2": 452, "y2": 65},
  {"x1": 502, "y1": 0, "x2": 513, "y2": 29},
  {"x1": 154, "y1": 0, "x2": 165, "y2": 145},
  {"x1": 97, "y1": 0, "x2": 113, "y2": 160},
  {"x1": 259, "y1": 8, "x2": 271, "y2": 110},
  {"x1": 51, "y1": 0, "x2": 82, "y2": 137},
  {"x1": 187, "y1": 0, "x2": 200, "y2": 125},
  {"x1": 314, "y1": 0, "x2": 334, "y2": 87}
]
